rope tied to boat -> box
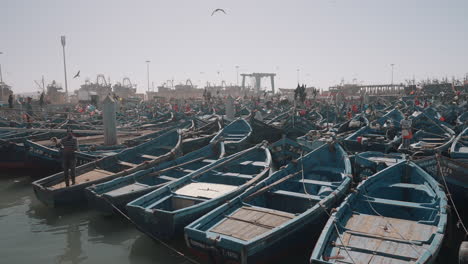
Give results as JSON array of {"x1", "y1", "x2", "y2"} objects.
[
  {"x1": 99, "y1": 195, "x2": 201, "y2": 264},
  {"x1": 299, "y1": 150, "x2": 357, "y2": 264},
  {"x1": 435, "y1": 154, "x2": 468, "y2": 237},
  {"x1": 360, "y1": 186, "x2": 429, "y2": 259}
]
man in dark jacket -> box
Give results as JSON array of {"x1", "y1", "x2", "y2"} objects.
[
  {"x1": 52, "y1": 127, "x2": 79, "y2": 186},
  {"x1": 8, "y1": 94, "x2": 13, "y2": 109}
]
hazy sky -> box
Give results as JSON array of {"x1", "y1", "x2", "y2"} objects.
[{"x1": 1, "y1": 0, "x2": 467, "y2": 94}]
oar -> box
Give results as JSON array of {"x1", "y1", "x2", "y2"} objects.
[
  {"x1": 244, "y1": 170, "x2": 303, "y2": 201},
  {"x1": 142, "y1": 156, "x2": 209, "y2": 179}
]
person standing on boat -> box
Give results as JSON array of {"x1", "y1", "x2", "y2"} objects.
[
  {"x1": 25, "y1": 97, "x2": 33, "y2": 128},
  {"x1": 8, "y1": 94, "x2": 14, "y2": 109},
  {"x1": 39, "y1": 92, "x2": 45, "y2": 109},
  {"x1": 400, "y1": 115, "x2": 412, "y2": 149},
  {"x1": 52, "y1": 127, "x2": 79, "y2": 186}
]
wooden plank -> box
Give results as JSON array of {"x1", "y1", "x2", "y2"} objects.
[
  {"x1": 105, "y1": 183, "x2": 148, "y2": 196},
  {"x1": 50, "y1": 169, "x2": 114, "y2": 189},
  {"x1": 210, "y1": 206, "x2": 294, "y2": 241},
  {"x1": 272, "y1": 189, "x2": 322, "y2": 200},
  {"x1": 118, "y1": 161, "x2": 138, "y2": 167},
  {"x1": 296, "y1": 179, "x2": 336, "y2": 187},
  {"x1": 141, "y1": 154, "x2": 159, "y2": 160},
  {"x1": 174, "y1": 182, "x2": 237, "y2": 199},
  {"x1": 345, "y1": 214, "x2": 437, "y2": 242}
]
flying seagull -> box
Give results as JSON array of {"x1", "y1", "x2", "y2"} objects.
[
  {"x1": 211, "y1": 8, "x2": 226, "y2": 16},
  {"x1": 73, "y1": 70, "x2": 80, "y2": 79}
]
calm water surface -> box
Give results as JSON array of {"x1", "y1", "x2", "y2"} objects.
[
  {"x1": 0, "y1": 174, "x2": 455, "y2": 264},
  {"x1": 0, "y1": 174, "x2": 202, "y2": 264}
]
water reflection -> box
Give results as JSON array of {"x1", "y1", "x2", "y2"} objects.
[
  {"x1": 129, "y1": 235, "x2": 191, "y2": 264},
  {"x1": 0, "y1": 176, "x2": 31, "y2": 209},
  {"x1": 26, "y1": 199, "x2": 88, "y2": 227},
  {"x1": 55, "y1": 223, "x2": 87, "y2": 264},
  {"x1": 87, "y1": 214, "x2": 138, "y2": 245}
]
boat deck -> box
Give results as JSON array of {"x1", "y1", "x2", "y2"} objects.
[
  {"x1": 50, "y1": 169, "x2": 114, "y2": 189},
  {"x1": 210, "y1": 206, "x2": 294, "y2": 241},
  {"x1": 174, "y1": 182, "x2": 237, "y2": 199},
  {"x1": 329, "y1": 213, "x2": 435, "y2": 263},
  {"x1": 367, "y1": 157, "x2": 403, "y2": 166},
  {"x1": 105, "y1": 183, "x2": 149, "y2": 196}
]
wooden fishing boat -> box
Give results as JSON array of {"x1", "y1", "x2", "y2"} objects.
[
  {"x1": 403, "y1": 127, "x2": 455, "y2": 155},
  {"x1": 85, "y1": 141, "x2": 225, "y2": 214},
  {"x1": 24, "y1": 140, "x2": 98, "y2": 169},
  {"x1": 306, "y1": 110, "x2": 324, "y2": 124},
  {"x1": 344, "y1": 126, "x2": 401, "y2": 153},
  {"x1": 415, "y1": 155, "x2": 468, "y2": 239},
  {"x1": 32, "y1": 129, "x2": 182, "y2": 207},
  {"x1": 210, "y1": 118, "x2": 252, "y2": 154},
  {"x1": 249, "y1": 117, "x2": 283, "y2": 144},
  {"x1": 375, "y1": 108, "x2": 405, "y2": 128},
  {"x1": 450, "y1": 127, "x2": 468, "y2": 159},
  {"x1": 336, "y1": 114, "x2": 369, "y2": 134},
  {"x1": 269, "y1": 137, "x2": 312, "y2": 169},
  {"x1": 354, "y1": 151, "x2": 406, "y2": 180},
  {"x1": 184, "y1": 143, "x2": 352, "y2": 264},
  {"x1": 310, "y1": 161, "x2": 447, "y2": 264},
  {"x1": 126, "y1": 143, "x2": 272, "y2": 238},
  {"x1": 180, "y1": 119, "x2": 222, "y2": 154},
  {"x1": 399, "y1": 116, "x2": 455, "y2": 155},
  {"x1": 281, "y1": 114, "x2": 318, "y2": 139}
]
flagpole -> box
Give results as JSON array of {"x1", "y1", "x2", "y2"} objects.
[{"x1": 61, "y1": 36, "x2": 69, "y2": 102}]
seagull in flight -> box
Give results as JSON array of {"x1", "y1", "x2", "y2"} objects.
[
  {"x1": 73, "y1": 70, "x2": 80, "y2": 79},
  {"x1": 211, "y1": 8, "x2": 227, "y2": 16}
]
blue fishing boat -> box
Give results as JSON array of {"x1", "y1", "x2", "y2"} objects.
[
  {"x1": 269, "y1": 137, "x2": 312, "y2": 168},
  {"x1": 456, "y1": 111, "x2": 468, "y2": 132},
  {"x1": 32, "y1": 129, "x2": 182, "y2": 207},
  {"x1": 282, "y1": 114, "x2": 318, "y2": 139},
  {"x1": 450, "y1": 127, "x2": 468, "y2": 159},
  {"x1": 415, "y1": 155, "x2": 468, "y2": 241},
  {"x1": 344, "y1": 126, "x2": 401, "y2": 153},
  {"x1": 126, "y1": 143, "x2": 272, "y2": 238},
  {"x1": 399, "y1": 115, "x2": 455, "y2": 155},
  {"x1": 184, "y1": 143, "x2": 352, "y2": 264},
  {"x1": 85, "y1": 141, "x2": 225, "y2": 214},
  {"x1": 336, "y1": 114, "x2": 369, "y2": 134},
  {"x1": 375, "y1": 108, "x2": 405, "y2": 128},
  {"x1": 310, "y1": 161, "x2": 447, "y2": 264},
  {"x1": 249, "y1": 117, "x2": 283, "y2": 144},
  {"x1": 210, "y1": 118, "x2": 252, "y2": 154},
  {"x1": 25, "y1": 139, "x2": 98, "y2": 168},
  {"x1": 354, "y1": 151, "x2": 406, "y2": 180},
  {"x1": 180, "y1": 119, "x2": 222, "y2": 154}
]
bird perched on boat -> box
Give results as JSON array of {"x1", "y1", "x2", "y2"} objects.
[
  {"x1": 211, "y1": 8, "x2": 226, "y2": 16},
  {"x1": 73, "y1": 70, "x2": 80, "y2": 79}
]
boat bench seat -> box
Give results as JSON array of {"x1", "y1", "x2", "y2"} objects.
[
  {"x1": 141, "y1": 154, "x2": 159, "y2": 160},
  {"x1": 364, "y1": 197, "x2": 435, "y2": 210},
  {"x1": 272, "y1": 190, "x2": 322, "y2": 201},
  {"x1": 118, "y1": 161, "x2": 139, "y2": 168},
  {"x1": 158, "y1": 175, "x2": 178, "y2": 181},
  {"x1": 179, "y1": 168, "x2": 196, "y2": 174},
  {"x1": 216, "y1": 172, "x2": 252, "y2": 180},
  {"x1": 294, "y1": 179, "x2": 337, "y2": 187},
  {"x1": 309, "y1": 166, "x2": 344, "y2": 175},
  {"x1": 240, "y1": 161, "x2": 267, "y2": 167},
  {"x1": 388, "y1": 183, "x2": 431, "y2": 193}
]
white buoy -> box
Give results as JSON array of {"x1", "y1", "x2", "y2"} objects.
[{"x1": 103, "y1": 95, "x2": 117, "y2": 145}]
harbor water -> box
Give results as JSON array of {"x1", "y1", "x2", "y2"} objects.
[
  {"x1": 1, "y1": 173, "x2": 459, "y2": 264},
  {"x1": 0, "y1": 174, "x2": 198, "y2": 264}
]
